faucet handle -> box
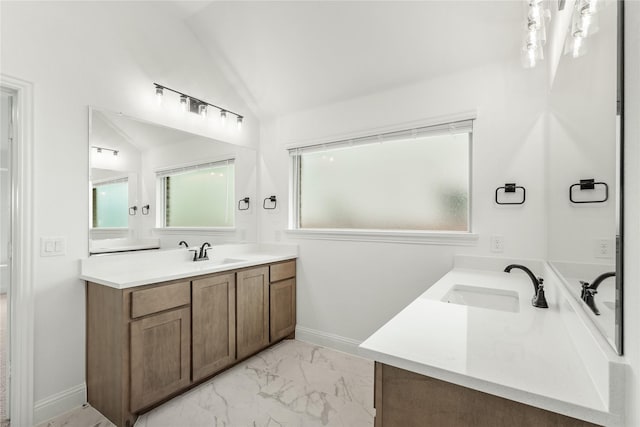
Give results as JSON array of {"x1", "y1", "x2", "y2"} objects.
[{"x1": 188, "y1": 247, "x2": 199, "y2": 261}]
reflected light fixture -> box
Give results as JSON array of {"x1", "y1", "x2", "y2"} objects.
[
  {"x1": 521, "y1": 0, "x2": 550, "y2": 69},
  {"x1": 153, "y1": 83, "x2": 244, "y2": 131},
  {"x1": 179, "y1": 94, "x2": 188, "y2": 111},
  {"x1": 93, "y1": 146, "x2": 119, "y2": 156},
  {"x1": 155, "y1": 85, "x2": 164, "y2": 104},
  {"x1": 564, "y1": 0, "x2": 601, "y2": 58}
]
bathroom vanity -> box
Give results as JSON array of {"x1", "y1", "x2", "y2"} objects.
[
  {"x1": 360, "y1": 256, "x2": 626, "y2": 427},
  {"x1": 81, "y1": 245, "x2": 297, "y2": 427}
]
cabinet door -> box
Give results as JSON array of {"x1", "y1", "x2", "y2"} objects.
[
  {"x1": 236, "y1": 266, "x2": 269, "y2": 359},
  {"x1": 270, "y1": 278, "x2": 296, "y2": 342},
  {"x1": 192, "y1": 273, "x2": 236, "y2": 382},
  {"x1": 130, "y1": 307, "x2": 190, "y2": 412}
]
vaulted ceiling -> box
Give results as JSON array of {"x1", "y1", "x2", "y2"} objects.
[{"x1": 178, "y1": 1, "x2": 524, "y2": 118}]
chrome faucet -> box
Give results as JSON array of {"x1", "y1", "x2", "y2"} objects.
[
  {"x1": 504, "y1": 264, "x2": 548, "y2": 309},
  {"x1": 580, "y1": 271, "x2": 616, "y2": 316}
]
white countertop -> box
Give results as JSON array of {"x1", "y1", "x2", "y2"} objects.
[
  {"x1": 359, "y1": 267, "x2": 619, "y2": 426},
  {"x1": 80, "y1": 243, "x2": 298, "y2": 289}
]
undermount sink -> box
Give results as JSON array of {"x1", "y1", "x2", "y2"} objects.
[{"x1": 442, "y1": 285, "x2": 520, "y2": 313}]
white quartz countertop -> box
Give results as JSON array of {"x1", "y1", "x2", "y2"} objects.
[
  {"x1": 80, "y1": 243, "x2": 297, "y2": 289},
  {"x1": 359, "y1": 267, "x2": 617, "y2": 425}
]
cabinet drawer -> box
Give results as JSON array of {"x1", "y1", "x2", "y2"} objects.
[
  {"x1": 270, "y1": 260, "x2": 296, "y2": 282},
  {"x1": 131, "y1": 281, "x2": 190, "y2": 319}
]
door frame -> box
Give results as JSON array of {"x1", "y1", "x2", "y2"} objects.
[{"x1": 1, "y1": 74, "x2": 35, "y2": 427}]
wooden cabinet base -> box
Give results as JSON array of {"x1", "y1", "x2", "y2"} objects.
[
  {"x1": 374, "y1": 363, "x2": 600, "y2": 427},
  {"x1": 87, "y1": 259, "x2": 297, "y2": 427}
]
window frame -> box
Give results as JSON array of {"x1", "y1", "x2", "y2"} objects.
[
  {"x1": 155, "y1": 159, "x2": 236, "y2": 230},
  {"x1": 91, "y1": 176, "x2": 130, "y2": 230},
  {"x1": 287, "y1": 116, "x2": 477, "y2": 245}
]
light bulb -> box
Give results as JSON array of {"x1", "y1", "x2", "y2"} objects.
[
  {"x1": 155, "y1": 86, "x2": 163, "y2": 104},
  {"x1": 199, "y1": 104, "x2": 207, "y2": 117},
  {"x1": 180, "y1": 95, "x2": 188, "y2": 111},
  {"x1": 237, "y1": 116, "x2": 243, "y2": 131},
  {"x1": 521, "y1": 42, "x2": 542, "y2": 68},
  {"x1": 220, "y1": 110, "x2": 227, "y2": 126},
  {"x1": 572, "y1": 32, "x2": 585, "y2": 58},
  {"x1": 586, "y1": 0, "x2": 598, "y2": 14}
]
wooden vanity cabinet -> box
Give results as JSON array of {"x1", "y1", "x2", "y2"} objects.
[
  {"x1": 192, "y1": 273, "x2": 236, "y2": 381},
  {"x1": 236, "y1": 266, "x2": 270, "y2": 359},
  {"x1": 373, "y1": 362, "x2": 600, "y2": 427},
  {"x1": 87, "y1": 259, "x2": 297, "y2": 427},
  {"x1": 269, "y1": 260, "x2": 296, "y2": 342},
  {"x1": 87, "y1": 279, "x2": 192, "y2": 427},
  {"x1": 129, "y1": 306, "x2": 191, "y2": 412}
]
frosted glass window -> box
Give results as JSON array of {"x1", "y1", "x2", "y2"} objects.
[
  {"x1": 92, "y1": 180, "x2": 128, "y2": 228},
  {"x1": 291, "y1": 125, "x2": 471, "y2": 231},
  {"x1": 159, "y1": 161, "x2": 234, "y2": 227}
]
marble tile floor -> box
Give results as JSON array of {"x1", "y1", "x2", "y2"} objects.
[{"x1": 36, "y1": 339, "x2": 374, "y2": 427}]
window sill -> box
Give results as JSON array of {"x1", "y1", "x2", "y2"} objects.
[
  {"x1": 153, "y1": 227, "x2": 236, "y2": 235},
  {"x1": 90, "y1": 228, "x2": 129, "y2": 236},
  {"x1": 284, "y1": 229, "x2": 479, "y2": 246}
]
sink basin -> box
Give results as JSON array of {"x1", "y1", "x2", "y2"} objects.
[{"x1": 442, "y1": 285, "x2": 520, "y2": 313}]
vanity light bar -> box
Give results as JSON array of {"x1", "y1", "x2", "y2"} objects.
[
  {"x1": 153, "y1": 83, "x2": 244, "y2": 129},
  {"x1": 92, "y1": 146, "x2": 119, "y2": 156}
]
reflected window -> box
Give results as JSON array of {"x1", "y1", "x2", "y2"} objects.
[
  {"x1": 158, "y1": 160, "x2": 234, "y2": 227},
  {"x1": 92, "y1": 178, "x2": 129, "y2": 228},
  {"x1": 290, "y1": 120, "x2": 472, "y2": 231}
]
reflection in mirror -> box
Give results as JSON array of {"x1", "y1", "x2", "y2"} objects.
[
  {"x1": 547, "y1": 1, "x2": 621, "y2": 353},
  {"x1": 89, "y1": 108, "x2": 257, "y2": 255}
]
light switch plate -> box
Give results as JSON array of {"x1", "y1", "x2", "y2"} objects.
[{"x1": 40, "y1": 237, "x2": 66, "y2": 257}]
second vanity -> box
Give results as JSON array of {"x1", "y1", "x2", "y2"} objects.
[
  {"x1": 80, "y1": 244, "x2": 298, "y2": 427},
  {"x1": 359, "y1": 256, "x2": 626, "y2": 427}
]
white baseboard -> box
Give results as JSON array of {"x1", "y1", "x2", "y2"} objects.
[
  {"x1": 34, "y1": 383, "x2": 86, "y2": 425},
  {"x1": 295, "y1": 325, "x2": 363, "y2": 356}
]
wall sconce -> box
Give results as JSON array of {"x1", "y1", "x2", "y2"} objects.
[{"x1": 153, "y1": 83, "x2": 244, "y2": 131}]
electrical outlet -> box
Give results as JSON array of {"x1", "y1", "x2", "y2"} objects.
[
  {"x1": 490, "y1": 235, "x2": 504, "y2": 253},
  {"x1": 595, "y1": 239, "x2": 613, "y2": 258}
]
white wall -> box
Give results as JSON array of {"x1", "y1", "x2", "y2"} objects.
[
  {"x1": 623, "y1": 2, "x2": 640, "y2": 425},
  {"x1": 0, "y1": 1, "x2": 258, "y2": 421},
  {"x1": 259, "y1": 59, "x2": 549, "y2": 347}
]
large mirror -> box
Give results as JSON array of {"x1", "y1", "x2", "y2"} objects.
[
  {"x1": 89, "y1": 108, "x2": 257, "y2": 255},
  {"x1": 547, "y1": 1, "x2": 622, "y2": 353}
]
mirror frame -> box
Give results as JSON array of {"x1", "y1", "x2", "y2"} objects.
[
  {"x1": 615, "y1": 0, "x2": 624, "y2": 355},
  {"x1": 87, "y1": 106, "x2": 257, "y2": 256}
]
